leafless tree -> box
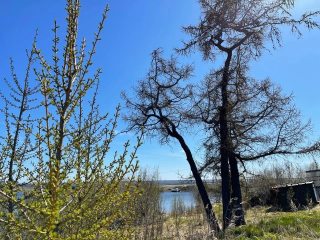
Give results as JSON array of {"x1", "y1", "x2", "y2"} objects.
[
  {"x1": 122, "y1": 49, "x2": 220, "y2": 233},
  {"x1": 193, "y1": 53, "x2": 319, "y2": 223},
  {"x1": 177, "y1": 0, "x2": 320, "y2": 229}
]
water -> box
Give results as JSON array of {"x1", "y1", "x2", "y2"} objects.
[
  {"x1": 158, "y1": 180, "x2": 214, "y2": 185},
  {"x1": 160, "y1": 191, "x2": 196, "y2": 213}
]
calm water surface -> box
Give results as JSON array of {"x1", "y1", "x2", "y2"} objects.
[{"x1": 160, "y1": 191, "x2": 196, "y2": 213}]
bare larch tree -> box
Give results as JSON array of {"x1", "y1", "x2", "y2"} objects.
[
  {"x1": 177, "y1": 0, "x2": 320, "y2": 229},
  {"x1": 122, "y1": 49, "x2": 221, "y2": 233}
]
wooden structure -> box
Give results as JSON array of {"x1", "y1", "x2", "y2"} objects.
[
  {"x1": 270, "y1": 182, "x2": 318, "y2": 211},
  {"x1": 305, "y1": 169, "x2": 320, "y2": 198}
]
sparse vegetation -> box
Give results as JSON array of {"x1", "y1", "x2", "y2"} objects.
[
  {"x1": 134, "y1": 203, "x2": 320, "y2": 239},
  {"x1": 132, "y1": 162, "x2": 320, "y2": 239},
  {"x1": 134, "y1": 168, "x2": 165, "y2": 240},
  {"x1": 222, "y1": 206, "x2": 320, "y2": 240}
]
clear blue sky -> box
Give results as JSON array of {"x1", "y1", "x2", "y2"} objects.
[{"x1": 0, "y1": 0, "x2": 320, "y2": 180}]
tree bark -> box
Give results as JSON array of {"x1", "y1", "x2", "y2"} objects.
[
  {"x1": 169, "y1": 126, "x2": 221, "y2": 233},
  {"x1": 219, "y1": 52, "x2": 232, "y2": 230},
  {"x1": 218, "y1": 50, "x2": 246, "y2": 228},
  {"x1": 229, "y1": 153, "x2": 245, "y2": 226}
]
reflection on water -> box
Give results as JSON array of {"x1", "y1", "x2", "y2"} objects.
[{"x1": 160, "y1": 191, "x2": 196, "y2": 213}]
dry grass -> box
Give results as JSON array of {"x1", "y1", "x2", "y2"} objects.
[
  {"x1": 221, "y1": 204, "x2": 320, "y2": 239},
  {"x1": 133, "y1": 203, "x2": 320, "y2": 240},
  {"x1": 161, "y1": 210, "x2": 211, "y2": 239}
]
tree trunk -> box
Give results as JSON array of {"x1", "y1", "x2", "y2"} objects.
[
  {"x1": 171, "y1": 127, "x2": 221, "y2": 233},
  {"x1": 219, "y1": 52, "x2": 232, "y2": 230},
  {"x1": 220, "y1": 146, "x2": 231, "y2": 230},
  {"x1": 229, "y1": 153, "x2": 245, "y2": 226}
]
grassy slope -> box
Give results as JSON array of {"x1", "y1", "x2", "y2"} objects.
[
  {"x1": 156, "y1": 204, "x2": 320, "y2": 239},
  {"x1": 223, "y1": 205, "x2": 320, "y2": 239}
]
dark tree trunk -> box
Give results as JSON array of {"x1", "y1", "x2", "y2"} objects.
[
  {"x1": 219, "y1": 124, "x2": 231, "y2": 230},
  {"x1": 169, "y1": 126, "x2": 221, "y2": 233},
  {"x1": 219, "y1": 52, "x2": 232, "y2": 230},
  {"x1": 229, "y1": 153, "x2": 245, "y2": 226}
]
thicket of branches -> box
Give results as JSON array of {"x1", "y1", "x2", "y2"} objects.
[{"x1": 0, "y1": 1, "x2": 142, "y2": 239}]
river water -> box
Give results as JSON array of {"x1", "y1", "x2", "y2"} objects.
[
  {"x1": 160, "y1": 191, "x2": 196, "y2": 213},
  {"x1": 160, "y1": 191, "x2": 221, "y2": 213}
]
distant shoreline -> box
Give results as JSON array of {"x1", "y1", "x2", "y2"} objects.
[
  {"x1": 159, "y1": 182, "x2": 215, "y2": 192},
  {"x1": 160, "y1": 183, "x2": 195, "y2": 192}
]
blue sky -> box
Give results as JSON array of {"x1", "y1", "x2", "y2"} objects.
[{"x1": 0, "y1": 1, "x2": 320, "y2": 180}]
